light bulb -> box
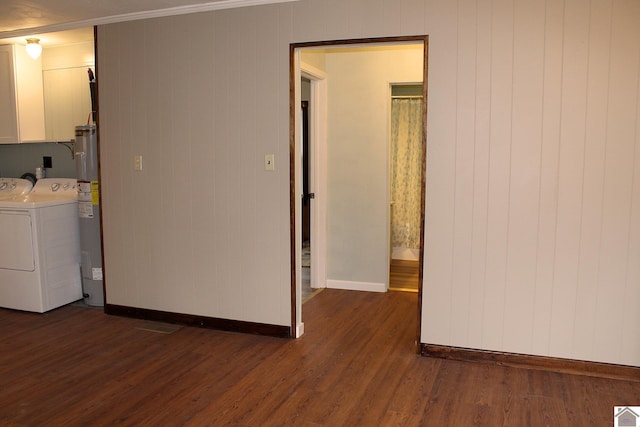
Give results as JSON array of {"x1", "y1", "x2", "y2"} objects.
[{"x1": 25, "y1": 38, "x2": 42, "y2": 60}]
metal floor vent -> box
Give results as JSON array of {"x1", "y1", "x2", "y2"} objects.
[{"x1": 136, "y1": 321, "x2": 182, "y2": 334}]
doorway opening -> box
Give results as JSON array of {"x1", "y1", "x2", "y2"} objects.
[
  {"x1": 388, "y1": 83, "x2": 423, "y2": 293},
  {"x1": 290, "y1": 36, "x2": 428, "y2": 347},
  {"x1": 300, "y1": 93, "x2": 322, "y2": 304}
]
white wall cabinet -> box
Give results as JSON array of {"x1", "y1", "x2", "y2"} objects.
[
  {"x1": 43, "y1": 67, "x2": 93, "y2": 141},
  {"x1": 0, "y1": 44, "x2": 46, "y2": 144}
]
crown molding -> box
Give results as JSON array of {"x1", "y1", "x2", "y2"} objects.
[{"x1": 0, "y1": 0, "x2": 299, "y2": 39}]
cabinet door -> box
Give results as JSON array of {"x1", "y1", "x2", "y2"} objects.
[
  {"x1": 0, "y1": 45, "x2": 19, "y2": 143},
  {"x1": 14, "y1": 46, "x2": 45, "y2": 142},
  {"x1": 43, "y1": 66, "x2": 93, "y2": 141}
]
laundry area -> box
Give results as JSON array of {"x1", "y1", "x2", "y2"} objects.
[
  {"x1": 0, "y1": 29, "x2": 103, "y2": 313},
  {"x1": 0, "y1": 140, "x2": 103, "y2": 313}
]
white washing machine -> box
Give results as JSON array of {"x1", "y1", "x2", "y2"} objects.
[
  {"x1": 0, "y1": 178, "x2": 34, "y2": 272},
  {"x1": 0, "y1": 178, "x2": 82, "y2": 312},
  {"x1": 0, "y1": 178, "x2": 33, "y2": 200}
]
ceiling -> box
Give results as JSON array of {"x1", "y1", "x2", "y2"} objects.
[{"x1": 0, "y1": 0, "x2": 294, "y2": 47}]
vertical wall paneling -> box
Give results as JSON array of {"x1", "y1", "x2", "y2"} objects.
[
  {"x1": 292, "y1": 0, "x2": 326, "y2": 42},
  {"x1": 99, "y1": 6, "x2": 293, "y2": 326},
  {"x1": 421, "y1": 0, "x2": 458, "y2": 344},
  {"x1": 96, "y1": 0, "x2": 640, "y2": 365},
  {"x1": 548, "y1": 0, "x2": 590, "y2": 359},
  {"x1": 254, "y1": 6, "x2": 286, "y2": 321},
  {"x1": 222, "y1": 9, "x2": 244, "y2": 319},
  {"x1": 481, "y1": 0, "x2": 514, "y2": 351},
  {"x1": 467, "y1": 0, "x2": 493, "y2": 349},
  {"x1": 571, "y1": 0, "x2": 612, "y2": 360},
  {"x1": 234, "y1": 8, "x2": 258, "y2": 318},
  {"x1": 211, "y1": 11, "x2": 231, "y2": 318},
  {"x1": 185, "y1": 12, "x2": 216, "y2": 314},
  {"x1": 450, "y1": 0, "x2": 477, "y2": 346},
  {"x1": 277, "y1": 5, "x2": 294, "y2": 322},
  {"x1": 400, "y1": 0, "x2": 427, "y2": 35},
  {"x1": 622, "y1": 37, "x2": 640, "y2": 363},
  {"x1": 502, "y1": 0, "x2": 545, "y2": 354},
  {"x1": 592, "y1": 0, "x2": 640, "y2": 365},
  {"x1": 140, "y1": 19, "x2": 162, "y2": 310},
  {"x1": 159, "y1": 18, "x2": 181, "y2": 311},
  {"x1": 120, "y1": 22, "x2": 137, "y2": 306},
  {"x1": 131, "y1": 21, "x2": 153, "y2": 309},
  {"x1": 532, "y1": 0, "x2": 564, "y2": 356},
  {"x1": 175, "y1": 18, "x2": 197, "y2": 309}
]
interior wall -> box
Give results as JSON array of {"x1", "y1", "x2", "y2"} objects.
[
  {"x1": 323, "y1": 45, "x2": 423, "y2": 288},
  {"x1": 419, "y1": 0, "x2": 640, "y2": 367},
  {"x1": 97, "y1": 8, "x2": 292, "y2": 326},
  {"x1": 97, "y1": 0, "x2": 640, "y2": 366},
  {"x1": 0, "y1": 143, "x2": 75, "y2": 178}
]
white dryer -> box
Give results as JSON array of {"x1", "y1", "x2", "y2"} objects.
[{"x1": 0, "y1": 178, "x2": 82, "y2": 312}]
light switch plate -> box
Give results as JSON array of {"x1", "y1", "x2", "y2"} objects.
[
  {"x1": 134, "y1": 155, "x2": 143, "y2": 171},
  {"x1": 264, "y1": 154, "x2": 275, "y2": 171}
]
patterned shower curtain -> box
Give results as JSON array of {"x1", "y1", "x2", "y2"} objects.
[{"x1": 390, "y1": 97, "x2": 423, "y2": 253}]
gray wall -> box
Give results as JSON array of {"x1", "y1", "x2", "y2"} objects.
[
  {"x1": 0, "y1": 143, "x2": 76, "y2": 178},
  {"x1": 97, "y1": 0, "x2": 640, "y2": 366}
]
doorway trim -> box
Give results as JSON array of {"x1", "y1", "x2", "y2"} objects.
[
  {"x1": 301, "y1": 62, "x2": 327, "y2": 293},
  {"x1": 289, "y1": 36, "x2": 429, "y2": 350}
]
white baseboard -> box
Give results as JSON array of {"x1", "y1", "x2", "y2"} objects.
[
  {"x1": 296, "y1": 322, "x2": 304, "y2": 338},
  {"x1": 326, "y1": 279, "x2": 386, "y2": 293},
  {"x1": 392, "y1": 247, "x2": 420, "y2": 261}
]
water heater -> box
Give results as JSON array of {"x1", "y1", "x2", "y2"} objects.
[{"x1": 75, "y1": 124, "x2": 104, "y2": 306}]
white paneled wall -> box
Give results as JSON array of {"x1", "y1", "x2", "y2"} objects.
[
  {"x1": 98, "y1": 7, "x2": 292, "y2": 326},
  {"x1": 98, "y1": 0, "x2": 640, "y2": 366},
  {"x1": 420, "y1": 0, "x2": 640, "y2": 366}
]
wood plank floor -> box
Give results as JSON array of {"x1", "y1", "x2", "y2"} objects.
[
  {"x1": 389, "y1": 259, "x2": 420, "y2": 291},
  {"x1": 0, "y1": 290, "x2": 638, "y2": 426}
]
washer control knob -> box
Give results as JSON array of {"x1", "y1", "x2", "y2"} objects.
[{"x1": 51, "y1": 183, "x2": 60, "y2": 192}]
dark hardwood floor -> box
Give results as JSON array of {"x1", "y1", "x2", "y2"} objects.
[{"x1": 0, "y1": 290, "x2": 637, "y2": 426}]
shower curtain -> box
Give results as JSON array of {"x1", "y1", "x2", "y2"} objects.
[{"x1": 390, "y1": 97, "x2": 422, "y2": 259}]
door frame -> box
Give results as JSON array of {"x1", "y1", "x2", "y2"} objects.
[
  {"x1": 301, "y1": 62, "x2": 327, "y2": 293},
  {"x1": 289, "y1": 36, "x2": 428, "y2": 350}
]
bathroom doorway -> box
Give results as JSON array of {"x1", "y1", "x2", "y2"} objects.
[{"x1": 388, "y1": 83, "x2": 423, "y2": 293}]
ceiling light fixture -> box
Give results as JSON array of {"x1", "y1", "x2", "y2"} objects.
[{"x1": 25, "y1": 38, "x2": 42, "y2": 59}]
